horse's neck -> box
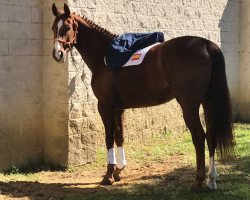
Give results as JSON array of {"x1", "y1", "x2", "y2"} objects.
[{"x1": 74, "y1": 16, "x2": 115, "y2": 73}]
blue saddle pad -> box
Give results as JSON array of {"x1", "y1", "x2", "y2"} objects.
[{"x1": 105, "y1": 32, "x2": 164, "y2": 70}]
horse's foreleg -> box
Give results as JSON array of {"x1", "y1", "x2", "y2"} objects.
[
  {"x1": 113, "y1": 109, "x2": 126, "y2": 181},
  {"x1": 98, "y1": 103, "x2": 116, "y2": 185},
  {"x1": 181, "y1": 103, "x2": 206, "y2": 192}
]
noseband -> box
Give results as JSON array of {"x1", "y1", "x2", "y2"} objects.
[{"x1": 54, "y1": 16, "x2": 78, "y2": 51}]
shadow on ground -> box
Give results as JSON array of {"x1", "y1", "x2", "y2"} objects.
[{"x1": 0, "y1": 156, "x2": 249, "y2": 200}]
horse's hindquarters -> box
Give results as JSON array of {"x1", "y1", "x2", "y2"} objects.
[{"x1": 162, "y1": 36, "x2": 212, "y2": 104}]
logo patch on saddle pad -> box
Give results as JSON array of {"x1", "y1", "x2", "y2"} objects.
[
  {"x1": 131, "y1": 53, "x2": 141, "y2": 61},
  {"x1": 123, "y1": 43, "x2": 160, "y2": 67}
]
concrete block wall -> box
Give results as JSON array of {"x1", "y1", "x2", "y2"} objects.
[
  {"x1": 239, "y1": 0, "x2": 250, "y2": 121},
  {"x1": 0, "y1": 0, "x2": 43, "y2": 171},
  {"x1": 220, "y1": 0, "x2": 241, "y2": 113}
]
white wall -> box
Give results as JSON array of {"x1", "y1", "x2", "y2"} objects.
[
  {"x1": 0, "y1": 0, "x2": 43, "y2": 170},
  {"x1": 239, "y1": 0, "x2": 250, "y2": 121}
]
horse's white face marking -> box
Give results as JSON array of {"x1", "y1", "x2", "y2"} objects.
[
  {"x1": 206, "y1": 157, "x2": 218, "y2": 190},
  {"x1": 117, "y1": 147, "x2": 127, "y2": 169},
  {"x1": 54, "y1": 20, "x2": 63, "y2": 61}
]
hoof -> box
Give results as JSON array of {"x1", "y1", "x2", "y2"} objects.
[
  {"x1": 206, "y1": 179, "x2": 217, "y2": 190},
  {"x1": 113, "y1": 172, "x2": 121, "y2": 182},
  {"x1": 191, "y1": 180, "x2": 203, "y2": 193},
  {"x1": 113, "y1": 169, "x2": 122, "y2": 182},
  {"x1": 113, "y1": 167, "x2": 125, "y2": 182},
  {"x1": 100, "y1": 177, "x2": 114, "y2": 185}
]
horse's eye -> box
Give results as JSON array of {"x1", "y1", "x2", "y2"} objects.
[{"x1": 59, "y1": 26, "x2": 70, "y2": 35}]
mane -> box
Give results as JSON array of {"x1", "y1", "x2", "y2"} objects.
[{"x1": 74, "y1": 14, "x2": 118, "y2": 40}]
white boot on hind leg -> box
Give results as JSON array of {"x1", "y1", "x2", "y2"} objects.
[
  {"x1": 206, "y1": 157, "x2": 218, "y2": 190},
  {"x1": 206, "y1": 178, "x2": 217, "y2": 190}
]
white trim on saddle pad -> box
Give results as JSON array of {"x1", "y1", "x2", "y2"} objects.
[{"x1": 123, "y1": 43, "x2": 160, "y2": 67}]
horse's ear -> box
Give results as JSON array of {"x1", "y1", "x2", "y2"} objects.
[
  {"x1": 52, "y1": 3, "x2": 58, "y2": 16},
  {"x1": 64, "y1": 3, "x2": 71, "y2": 17}
]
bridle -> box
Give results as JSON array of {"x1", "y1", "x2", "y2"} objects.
[{"x1": 54, "y1": 16, "x2": 78, "y2": 51}]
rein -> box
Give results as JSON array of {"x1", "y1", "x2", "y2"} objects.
[{"x1": 54, "y1": 16, "x2": 78, "y2": 51}]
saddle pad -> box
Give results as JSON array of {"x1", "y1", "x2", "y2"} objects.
[
  {"x1": 123, "y1": 43, "x2": 160, "y2": 67},
  {"x1": 104, "y1": 32, "x2": 164, "y2": 69}
]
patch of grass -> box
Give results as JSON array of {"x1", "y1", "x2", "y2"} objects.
[
  {"x1": 127, "y1": 131, "x2": 195, "y2": 164},
  {"x1": 234, "y1": 123, "x2": 250, "y2": 157},
  {"x1": 0, "y1": 164, "x2": 66, "y2": 182},
  {"x1": 0, "y1": 172, "x2": 39, "y2": 182}
]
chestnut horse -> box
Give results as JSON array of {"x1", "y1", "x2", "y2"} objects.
[{"x1": 51, "y1": 3, "x2": 234, "y2": 192}]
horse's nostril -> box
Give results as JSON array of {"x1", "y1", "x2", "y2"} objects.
[{"x1": 59, "y1": 51, "x2": 63, "y2": 59}]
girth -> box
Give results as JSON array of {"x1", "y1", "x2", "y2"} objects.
[{"x1": 112, "y1": 70, "x2": 123, "y2": 110}]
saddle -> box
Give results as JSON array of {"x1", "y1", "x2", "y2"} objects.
[{"x1": 105, "y1": 32, "x2": 164, "y2": 70}]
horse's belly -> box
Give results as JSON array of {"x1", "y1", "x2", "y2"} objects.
[{"x1": 120, "y1": 84, "x2": 173, "y2": 109}]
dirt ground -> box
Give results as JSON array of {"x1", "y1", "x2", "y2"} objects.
[
  {"x1": 1, "y1": 124, "x2": 249, "y2": 200},
  {"x1": 0, "y1": 155, "x2": 193, "y2": 200}
]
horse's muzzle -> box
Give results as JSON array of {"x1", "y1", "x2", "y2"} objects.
[{"x1": 52, "y1": 49, "x2": 66, "y2": 63}]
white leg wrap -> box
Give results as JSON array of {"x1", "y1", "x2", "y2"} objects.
[
  {"x1": 116, "y1": 147, "x2": 127, "y2": 169},
  {"x1": 206, "y1": 157, "x2": 218, "y2": 190},
  {"x1": 107, "y1": 148, "x2": 117, "y2": 165}
]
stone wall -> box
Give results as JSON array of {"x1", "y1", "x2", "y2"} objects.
[
  {"x1": 0, "y1": 0, "x2": 43, "y2": 171},
  {"x1": 0, "y1": 0, "x2": 246, "y2": 170}
]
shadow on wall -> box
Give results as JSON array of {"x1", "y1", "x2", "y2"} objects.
[{"x1": 219, "y1": 0, "x2": 240, "y2": 120}]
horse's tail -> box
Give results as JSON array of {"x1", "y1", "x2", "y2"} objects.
[{"x1": 203, "y1": 41, "x2": 235, "y2": 158}]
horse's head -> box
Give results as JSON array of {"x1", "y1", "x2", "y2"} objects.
[{"x1": 51, "y1": 3, "x2": 78, "y2": 63}]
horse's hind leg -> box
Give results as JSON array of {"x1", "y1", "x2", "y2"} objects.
[
  {"x1": 113, "y1": 109, "x2": 127, "y2": 181},
  {"x1": 206, "y1": 156, "x2": 217, "y2": 190},
  {"x1": 180, "y1": 102, "x2": 206, "y2": 192},
  {"x1": 203, "y1": 101, "x2": 218, "y2": 190}
]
